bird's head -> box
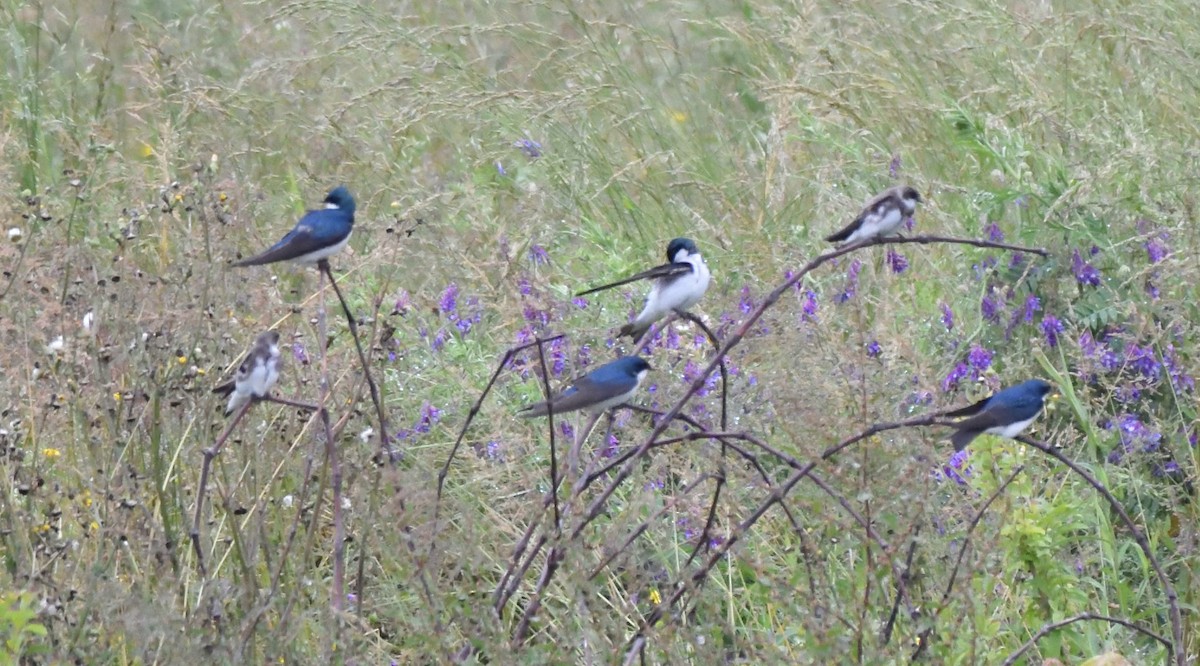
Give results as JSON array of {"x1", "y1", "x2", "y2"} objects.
[
  {"x1": 324, "y1": 186, "x2": 356, "y2": 216},
  {"x1": 667, "y1": 237, "x2": 699, "y2": 263}
]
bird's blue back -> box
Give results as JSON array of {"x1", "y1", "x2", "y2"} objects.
[{"x1": 986, "y1": 379, "x2": 1052, "y2": 414}]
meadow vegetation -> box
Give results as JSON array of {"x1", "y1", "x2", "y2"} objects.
[{"x1": 0, "y1": 0, "x2": 1196, "y2": 663}]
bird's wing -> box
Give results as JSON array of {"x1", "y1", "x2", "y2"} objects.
[
  {"x1": 211, "y1": 379, "x2": 235, "y2": 396},
  {"x1": 576, "y1": 262, "x2": 694, "y2": 296},
  {"x1": 233, "y1": 210, "x2": 351, "y2": 266},
  {"x1": 949, "y1": 402, "x2": 1029, "y2": 433},
  {"x1": 825, "y1": 189, "x2": 902, "y2": 242},
  {"x1": 943, "y1": 395, "x2": 991, "y2": 418}
]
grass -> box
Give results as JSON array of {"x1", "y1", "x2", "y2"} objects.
[{"x1": 0, "y1": 0, "x2": 1197, "y2": 663}]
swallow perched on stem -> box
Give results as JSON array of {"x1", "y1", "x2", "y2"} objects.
[
  {"x1": 577, "y1": 238, "x2": 711, "y2": 340},
  {"x1": 519, "y1": 356, "x2": 652, "y2": 417},
  {"x1": 945, "y1": 379, "x2": 1053, "y2": 451},
  {"x1": 212, "y1": 331, "x2": 282, "y2": 415},
  {"x1": 234, "y1": 186, "x2": 355, "y2": 266},
  {"x1": 825, "y1": 186, "x2": 922, "y2": 245}
]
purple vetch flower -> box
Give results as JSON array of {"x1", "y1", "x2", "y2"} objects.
[
  {"x1": 967, "y1": 344, "x2": 993, "y2": 372},
  {"x1": 522, "y1": 305, "x2": 549, "y2": 327},
  {"x1": 1145, "y1": 279, "x2": 1160, "y2": 300},
  {"x1": 392, "y1": 290, "x2": 411, "y2": 315},
  {"x1": 1071, "y1": 250, "x2": 1101, "y2": 287},
  {"x1": 802, "y1": 290, "x2": 819, "y2": 320},
  {"x1": 942, "y1": 363, "x2": 969, "y2": 392},
  {"x1": 940, "y1": 303, "x2": 954, "y2": 331},
  {"x1": 1021, "y1": 294, "x2": 1041, "y2": 323},
  {"x1": 1108, "y1": 414, "x2": 1163, "y2": 462},
  {"x1": 439, "y1": 283, "x2": 459, "y2": 314},
  {"x1": 739, "y1": 286, "x2": 755, "y2": 314},
  {"x1": 292, "y1": 341, "x2": 309, "y2": 365},
  {"x1": 981, "y1": 290, "x2": 1001, "y2": 323},
  {"x1": 514, "y1": 326, "x2": 535, "y2": 346},
  {"x1": 495, "y1": 161, "x2": 506, "y2": 176},
  {"x1": 1163, "y1": 344, "x2": 1194, "y2": 392},
  {"x1": 601, "y1": 433, "x2": 619, "y2": 458},
  {"x1": 514, "y1": 137, "x2": 542, "y2": 159},
  {"x1": 548, "y1": 338, "x2": 568, "y2": 376},
  {"x1": 1125, "y1": 344, "x2": 1161, "y2": 379},
  {"x1": 414, "y1": 402, "x2": 443, "y2": 434},
  {"x1": 984, "y1": 222, "x2": 1005, "y2": 243},
  {"x1": 1079, "y1": 330, "x2": 1099, "y2": 357},
  {"x1": 1040, "y1": 314, "x2": 1064, "y2": 347},
  {"x1": 1009, "y1": 252, "x2": 1025, "y2": 269},
  {"x1": 576, "y1": 343, "x2": 592, "y2": 368},
  {"x1": 866, "y1": 340, "x2": 882, "y2": 358},
  {"x1": 1145, "y1": 237, "x2": 1169, "y2": 264},
  {"x1": 837, "y1": 259, "x2": 862, "y2": 304},
  {"x1": 889, "y1": 154, "x2": 902, "y2": 178},
  {"x1": 559, "y1": 421, "x2": 574, "y2": 439},
  {"x1": 528, "y1": 244, "x2": 549, "y2": 266},
  {"x1": 644, "y1": 478, "x2": 665, "y2": 491},
  {"x1": 942, "y1": 449, "x2": 973, "y2": 485},
  {"x1": 517, "y1": 277, "x2": 533, "y2": 296},
  {"x1": 886, "y1": 248, "x2": 908, "y2": 274},
  {"x1": 430, "y1": 327, "x2": 450, "y2": 352},
  {"x1": 485, "y1": 440, "x2": 503, "y2": 461},
  {"x1": 572, "y1": 297, "x2": 588, "y2": 309}
]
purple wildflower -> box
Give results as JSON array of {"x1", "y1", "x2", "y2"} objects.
[
  {"x1": 1125, "y1": 344, "x2": 1161, "y2": 379},
  {"x1": 1145, "y1": 279, "x2": 1160, "y2": 300},
  {"x1": 514, "y1": 137, "x2": 542, "y2": 159},
  {"x1": 601, "y1": 433, "x2": 619, "y2": 458},
  {"x1": 942, "y1": 363, "x2": 969, "y2": 392},
  {"x1": 517, "y1": 277, "x2": 533, "y2": 296},
  {"x1": 559, "y1": 421, "x2": 574, "y2": 440},
  {"x1": 866, "y1": 340, "x2": 882, "y2": 358},
  {"x1": 981, "y1": 290, "x2": 1001, "y2": 323},
  {"x1": 837, "y1": 259, "x2": 862, "y2": 303},
  {"x1": 942, "y1": 449, "x2": 972, "y2": 485},
  {"x1": 1009, "y1": 253, "x2": 1025, "y2": 269},
  {"x1": 967, "y1": 344, "x2": 993, "y2": 372},
  {"x1": 392, "y1": 290, "x2": 411, "y2": 316},
  {"x1": 572, "y1": 296, "x2": 588, "y2": 309},
  {"x1": 495, "y1": 161, "x2": 506, "y2": 176},
  {"x1": 1163, "y1": 344, "x2": 1194, "y2": 392},
  {"x1": 940, "y1": 303, "x2": 954, "y2": 331},
  {"x1": 802, "y1": 290, "x2": 819, "y2": 320},
  {"x1": 528, "y1": 244, "x2": 549, "y2": 266},
  {"x1": 889, "y1": 154, "x2": 902, "y2": 178},
  {"x1": 739, "y1": 286, "x2": 754, "y2": 314},
  {"x1": 984, "y1": 222, "x2": 1005, "y2": 243},
  {"x1": 292, "y1": 341, "x2": 309, "y2": 365},
  {"x1": 1040, "y1": 314, "x2": 1064, "y2": 347},
  {"x1": 439, "y1": 283, "x2": 459, "y2": 314},
  {"x1": 1022, "y1": 294, "x2": 1041, "y2": 323},
  {"x1": 1145, "y1": 237, "x2": 1169, "y2": 264},
  {"x1": 1071, "y1": 250, "x2": 1101, "y2": 287},
  {"x1": 886, "y1": 248, "x2": 908, "y2": 274}
]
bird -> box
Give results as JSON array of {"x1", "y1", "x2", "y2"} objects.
[
  {"x1": 233, "y1": 186, "x2": 356, "y2": 266},
  {"x1": 212, "y1": 331, "x2": 282, "y2": 416},
  {"x1": 825, "y1": 186, "x2": 922, "y2": 245},
  {"x1": 519, "y1": 356, "x2": 652, "y2": 418},
  {"x1": 944, "y1": 379, "x2": 1053, "y2": 451},
  {"x1": 576, "y1": 238, "x2": 711, "y2": 340}
]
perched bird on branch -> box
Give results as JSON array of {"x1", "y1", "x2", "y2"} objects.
[
  {"x1": 826, "y1": 186, "x2": 922, "y2": 245},
  {"x1": 212, "y1": 331, "x2": 282, "y2": 416},
  {"x1": 945, "y1": 379, "x2": 1053, "y2": 450},
  {"x1": 577, "y1": 237, "x2": 711, "y2": 341},
  {"x1": 519, "y1": 356, "x2": 652, "y2": 417},
  {"x1": 233, "y1": 186, "x2": 355, "y2": 266}
]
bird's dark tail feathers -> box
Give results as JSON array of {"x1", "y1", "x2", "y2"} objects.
[
  {"x1": 951, "y1": 429, "x2": 981, "y2": 451},
  {"x1": 618, "y1": 321, "x2": 650, "y2": 341}
]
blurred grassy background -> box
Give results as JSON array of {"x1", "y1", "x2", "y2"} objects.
[{"x1": 0, "y1": 0, "x2": 1196, "y2": 662}]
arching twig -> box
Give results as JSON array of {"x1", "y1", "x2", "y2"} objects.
[{"x1": 1001, "y1": 612, "x2": 1171, "y2": 665}]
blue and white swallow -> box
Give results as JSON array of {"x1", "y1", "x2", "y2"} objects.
[
  {"x1": 212, "y1": 331, "x2": 282, "y2": 415},
  {"x1": 233, "y1": 186, "x2": 356, "y2": 266},
  {"x1": 825, "y1": 186, "x2": 922, "y2": 245},
  {"x1": 577, "y1": 238, "x2": 711, "y2": 340},
  {"x1": 519, "y1": 356, "x2": 652, "y2": 417},
  {"x1": 945, "y1": 379, "x2": 1053, "y2": 451}
]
